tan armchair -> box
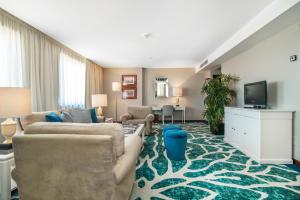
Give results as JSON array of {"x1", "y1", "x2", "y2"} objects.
[
  {"x1": 121, "y1": 106, "x2": 154, "y2": 135},
  {"x1": 12, "y1": 122, "x2": 142, "y2": 200}
]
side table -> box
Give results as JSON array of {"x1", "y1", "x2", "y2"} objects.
[{"x1": 0, "y1": 153, "x2": 16, "y2": 200}]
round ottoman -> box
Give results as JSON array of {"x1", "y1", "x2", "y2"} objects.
[
  {"x1": 164, "y1": 130, "x2": 187, "y2": 161},
  {"x1": 162, "y1": 125, "x2": 182, "y2": 133}
]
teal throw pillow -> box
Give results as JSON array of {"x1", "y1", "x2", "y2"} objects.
[
  {"x1": 90, "y1": 108, "x2": 98, "y2": 123},
  {"x1": 45, "y1": 112, "x2": 62, "y2": 122}
]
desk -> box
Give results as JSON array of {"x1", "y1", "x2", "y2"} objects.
[{"x1": 152, "y1": 105, "x2": 186, "y2": 123}]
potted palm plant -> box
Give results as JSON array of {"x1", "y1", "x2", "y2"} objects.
[{"x1": 201, "y1": 74, "x2": 239, "y2": 135}]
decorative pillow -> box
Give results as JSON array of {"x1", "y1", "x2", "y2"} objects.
[
  {"x1": 45, "y1": 112, "x2": 62, "y2": 122},
  {"x1": 61, "y1": 111, "x2": 73, "y2": 122},
  {"x1": 62, "y1": 109, "x2": 92, "y2": 123},
  {"x1": 90, "y1": 108, "x2": 98, "y2": 123}
]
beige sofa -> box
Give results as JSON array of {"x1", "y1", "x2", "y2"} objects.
[
  {"x1": 121, "y1": 106, "x2": 154, "y2": 135},
  {"x1": 12, "y1": 122, "x2": 142, "y2": 200},
  {"x1": 18, "y1": 110, "x2": 105, "y2": 130}
]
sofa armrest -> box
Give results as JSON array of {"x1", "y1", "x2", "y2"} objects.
[
  {"x1": 145, "y1": 113, "x2": 155, "y2": 122},
  {"x1": 113, "y1": 134, "x2": 142, "y2": 184},
  {"x1": 120, "y1": 113, "x2": 133, "y2": 123}
]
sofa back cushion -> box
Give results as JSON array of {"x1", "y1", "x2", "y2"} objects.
[
  {"x1": 128, "y1": 106, "x2": 152, "y2": 119},
  {"x1": 24, "y1": 122, "x2": 124, "y2": 157}
]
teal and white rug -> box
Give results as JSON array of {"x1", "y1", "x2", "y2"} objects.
[{"x1": 130, "y1": 123, "x2": 300, "y2": 200}]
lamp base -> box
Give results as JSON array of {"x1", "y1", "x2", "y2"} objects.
[
  {"x1": 176, "y1": 97, "x2": 180, "y2": 106},
  {"x1": 1, "y1": 118, "x2": 17, "y2": 144},
  {"x1": 96, "y1": 107, "x2": 104, "y2": 116}
]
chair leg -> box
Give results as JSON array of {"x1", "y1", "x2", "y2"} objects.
[
  {"x1": 162, "y1": 115, "x2": 164, "y2": 125},
  {"x1": 172, "y1": 115, "x2": 173, "y2": 124}
]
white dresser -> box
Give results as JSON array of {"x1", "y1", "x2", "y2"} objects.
[{"x1": 224, "y1": 107, "x2": 294, "y2": 164}]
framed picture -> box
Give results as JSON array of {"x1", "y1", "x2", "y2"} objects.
[
  {"x1": 122, "y1": 89, "x2": 136, "y2": 99},
  {"x1": 122, "y1": 75, "x2": 137, "y2": 86},
  {"x1": 122, "y1": 75, "x2": 137, "y2": 99}
]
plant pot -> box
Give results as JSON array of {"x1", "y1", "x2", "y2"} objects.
[{"x1": 210, "y1": 123, "x2": 224, "y2": 135}]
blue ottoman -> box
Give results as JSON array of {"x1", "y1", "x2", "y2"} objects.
[
  {"x1": 164, "y1": 130, "x2": 187, "y2": 161},
  {"x1": 163, "y1": 125, "x2": 182, "y2": 140},
  {"x1": 162, "y1": 125, "x2": 182, "y2": 133}
]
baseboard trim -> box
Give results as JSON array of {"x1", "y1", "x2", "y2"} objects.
[{"x1": 293, "y1": 159, "x2": 300, "y2": 166}]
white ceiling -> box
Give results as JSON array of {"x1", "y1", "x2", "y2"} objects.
[{"x1": 0, "y1": 0, "x2": 274, "y2": 68}]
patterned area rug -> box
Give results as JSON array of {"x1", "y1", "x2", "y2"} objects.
[{"x1": 130, "y1": 123, "x2": 300, "y2": 200}]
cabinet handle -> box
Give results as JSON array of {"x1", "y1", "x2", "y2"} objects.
[{"x1": 243, "y1": 132, "x2": 247, "y2": 135}]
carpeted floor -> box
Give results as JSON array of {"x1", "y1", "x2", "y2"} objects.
[
  {"x1": 130, "y1": 123, "x2": 300, "y2": 200},
  {"x1": 10, "y1": 123, "x2": 300, "y2": 200}
]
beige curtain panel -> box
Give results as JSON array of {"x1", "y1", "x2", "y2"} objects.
[
  {"x1": 85, "y1": 60, "x2": 104, "y2": 108},
  {"x1": 0, "y1": 9, "x2": 103, "y2": 111}
]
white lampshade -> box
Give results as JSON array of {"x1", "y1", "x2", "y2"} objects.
[
  {"x1": 0, "y1": 87, "x2": 32, "y2": 118},
  {"x1": 112, "y1": 82, "x2": 121, "y2": 92},
  {"x1": 92, "y1": 94, "x2": 108, "y2": 107},
  {"x1": 173, "y1": 87, "x2": 183, "y2": 97}
]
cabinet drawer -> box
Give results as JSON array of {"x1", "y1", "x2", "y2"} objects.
[{"x1": 233, "y1": 109, "x2": 260, "y2": 119}]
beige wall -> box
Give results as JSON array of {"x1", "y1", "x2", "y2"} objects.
[
  {"x1": 221, "y1": 22, "x2": 300, "y2": 160},
  {"x1": 103, "y1": 68, "x2": 143, "y2": 121},
  {"x1": 102, "y1": 67, "x2": 206, "y2": 121},
  {"x1": 143, "y1": 68, "x2": 205, "y2": 120}
]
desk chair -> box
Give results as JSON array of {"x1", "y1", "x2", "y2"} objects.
[{"x1": 162, "y1": 105, "x2": 174, "y2": 124}]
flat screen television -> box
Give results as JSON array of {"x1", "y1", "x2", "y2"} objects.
[{"x1": 244, "y1": 81, "x2": 267, "y2": 109}]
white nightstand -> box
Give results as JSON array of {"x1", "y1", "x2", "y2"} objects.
[{"x1": 0, "y1": 152, "x2": 16, "y2": 200}]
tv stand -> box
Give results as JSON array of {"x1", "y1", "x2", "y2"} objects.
[
  {"x1": 224, "y1": 107, "x2": 294, "y2": 164},
  {"x1": 243, "y1": 105, "x2": 266, "y2": 109}
]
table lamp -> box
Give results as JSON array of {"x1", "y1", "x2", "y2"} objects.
[
  {"x1": 0, "y1": 87, "x2": 32, "y2": 143},
  {"x1": 173, "y1": 87, "x2": 183, "y2": 106},
  {"x1": 91, "y1": 94, "x2": 107, "y2": 116},
  {"x1": 112, "y1": 82, "x2": 121, "y2": 121}
]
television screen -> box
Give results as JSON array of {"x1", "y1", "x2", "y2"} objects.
[{"x1": 244, "y1": 81, "x2": 267, "y2": 107}]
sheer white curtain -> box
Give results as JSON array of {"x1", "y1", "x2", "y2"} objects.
[
  {"x1": 59, "y1": 52, "x2": 86, "y2": 109},
  {"x1": 0, "y1": 18, "x2": 23, "y2": 87}
]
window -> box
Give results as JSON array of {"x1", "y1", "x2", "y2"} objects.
[
  {"x1": 59, "y1": 52, "x2": 86, "y2": 108},
  {"x1": 0, "y1": 23, "x2": 23, "y2": 87}
]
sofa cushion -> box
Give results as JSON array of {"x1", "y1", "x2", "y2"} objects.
[
  {"x1": 128, "y1": 106, "x2": 152, "y2": 119},
  {"x1": 45, "y1": 112, "x2": 63, "y2": 122},
  {"x1": 124, "y1": 119, "x2": 145, "y2": 125},
  {"x1": 24, "y1": 122, "x2": 125, "y2": 157},
  {"x1": 113, "y1": 134, "x2": 142, "y2": 184}
]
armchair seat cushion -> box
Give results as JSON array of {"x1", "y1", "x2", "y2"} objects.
[{"x1": 124, "y1": 119, "x2": 145, "y2": 125}]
